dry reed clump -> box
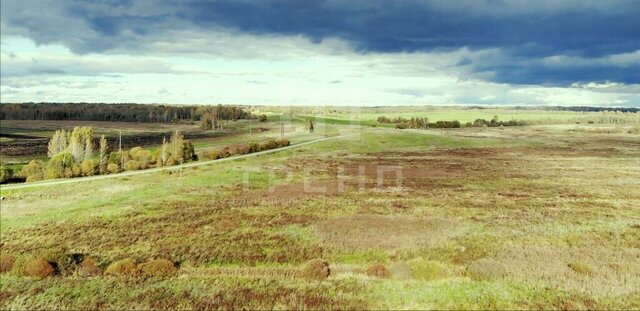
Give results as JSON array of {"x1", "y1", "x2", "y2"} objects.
[
  {"x1": 138, "y1": 259, "x2": 178, "y2": 277},
  {"x1": 408, "y1": 257, "x2": 449, "y2": 281},
  {"x1": 0, "y1": 254, "x2": 16, "y2": 273},
  {"x1": 78, "y1": 257, "x2": 102, "y2": 277},
  {"x1": 301, "y1": 259, "x2": 330, "y2": 280},
  {"x1": 104, "y1": 258, "x2": 139, "y2": 277},
  {"x1": 24, "y1": 258, "x2": 56, "y2": 279},
  {"x1": 389, "y1": 262, "x2": 412, "y2": 280},
  {"x1": 365, "y1": 263, "x2": 391, "y2": 278},
  {"x1": 568, "y1": 261, "x2": 594, "y2": 276},
  {"x1": 465, "y1": 258, "x2": 507, "y2": 281}
]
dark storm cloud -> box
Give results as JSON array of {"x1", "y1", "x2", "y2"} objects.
[{"x1": 1, "y1": 0, "x2": 639, "y2": 85}]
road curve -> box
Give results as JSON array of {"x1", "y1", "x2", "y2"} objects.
[{"x1": 1, "y1": 133, "x2": 356, "y2": 191}]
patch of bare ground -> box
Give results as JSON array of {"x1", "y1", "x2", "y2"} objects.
[{"x1": 313, "y1": 215, "x2": 461, "y2": 252}]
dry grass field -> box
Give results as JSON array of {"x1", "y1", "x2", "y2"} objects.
[{"x1": 1, "y1": 118, "x2": 639, "y2": 309}]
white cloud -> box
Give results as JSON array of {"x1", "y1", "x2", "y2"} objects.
[{"x1": 1, "y1": 34, "x2": 638, "y2": 107}]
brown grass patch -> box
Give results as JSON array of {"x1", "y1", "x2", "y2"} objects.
[
  {"x1": 138, "y1": 259, "x2": 178, "y2": 277},
  {"x1": 301, "y1": 259, "x2": 330, "y2": 280},
  {"x1": 313, "y1": 214, "x2": 459, "y2": 251},
  {"x1": 78, "y1": 257, "x2": 102, "y2": 277},
  {"x1": 365, "y1": 263, "x2": 391, "y2": 278},
  {"x1": 105, "y1": 258, "x2": 138, "y2": 277},
  {"x1": 0, "y1": 254, "x2": 15, "y2": 273},
  {"x1": 24, "y1": 258, "x2": 56, "y2": 279}
]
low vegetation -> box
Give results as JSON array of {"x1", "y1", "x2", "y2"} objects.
[
  {"x1": 301, "y1": 259, "x2": 331, "y2": 280},
  {"x1": 199, "y1": 138, "x2": 290, "y2": 160},
  {"x1": 1, "y1": 111, "x2": 639, "y2": 309}
]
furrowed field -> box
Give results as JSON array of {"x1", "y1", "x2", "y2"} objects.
[{"x1": 1, "y1": 110, "x2": 639, "y2": 309}]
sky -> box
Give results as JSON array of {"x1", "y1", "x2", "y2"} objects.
[{"x1": 1, "y1": 0, "x2": 639, "y2": 106}]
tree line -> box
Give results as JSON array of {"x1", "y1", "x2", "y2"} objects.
[
  {"x1": 377, "y1": 115, "x2": 527, "y2": 129},
  {"x1": 0, "y1": 103, "x2": 251, "y2": 123}
]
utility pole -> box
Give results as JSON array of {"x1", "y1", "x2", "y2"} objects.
[{"x1": 119, "y1": 131, "x2": 123, "y2": 169}]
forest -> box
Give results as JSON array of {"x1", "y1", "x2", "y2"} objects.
[{"x1": 0, "y1": 103, "x2": 252, "y2": 123}]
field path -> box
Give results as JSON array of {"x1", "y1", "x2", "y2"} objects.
[{"x1": 1, "y1": 133, "x2": 357, "y2": 191}]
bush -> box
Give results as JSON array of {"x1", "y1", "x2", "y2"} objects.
[
  {"x1": 365, "y1": 263, "x2": 391, "y2": 278},
  {"x1": 0, "y1": 165, "x2": 12, "y2": 183},
  {"x1": 81, "y1": 159, "x2": 96, "y2": 176},
  {"x1": 124, "y1": 160, "x2": 142, "y2": 171},
  {"x1": 129, "y1": 147, "x2": 154, "y2": 168},
  {"x1": 258, "y1": 114, "x2": 268, "y2": 122},
  {"x1": 0, "y1": 254, "x2": 16, "y2": 273},
  {"x1": 46, "y1": 151, "x2": 76, "y2": 179},
  {"x1": 21, "y1": 160, "x2": 46, "y2": 182},
  {"x1": 105, "y1": 258, "x2": 139, "y2": 277},
  {"x1": 301, "y1": 259, "x2": 330, "y2": 280},
  {"x1": 78, "y1": 257, "x2": 102, "y2": 277},
  {"x1": 568, "y1": 261, "x2": 594, "y2": 276},
  {"x1": 465, "y1": 258, "x2": 507, "y2": 281},
  {"x1": 408, "y1": 258, "x2": 448, "y2": 280},
  {"x1": 389, "y1": 261, "x2": 412, "y2": 280},
  {"x1": 107, "y1": 163, "x2": 120, "y2": 174},
  {"x1": 24, "y1": 258, "x2": 56, "y2": 279},
  {"x1": 138, "y1": 259, "x2": 178, "y2": 277}
]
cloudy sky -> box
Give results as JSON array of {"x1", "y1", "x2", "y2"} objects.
[{"x1": 1, "y1": 0, "x2": 639, "y2": 106}]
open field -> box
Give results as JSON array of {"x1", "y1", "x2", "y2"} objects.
[
  {"x1": 1, "y1": 116, "x2": 639, "y2": 309},
  {"x1": 251, "y1": 106, "x2": 636, "y2": 124}
]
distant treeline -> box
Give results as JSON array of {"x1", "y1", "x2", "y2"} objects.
[
  {"x1": 468, "y1": 106, "x2": 639, "y2": 113},
  {"x1": 0, "y1": 103, "x2": 251, "y2": 123}
]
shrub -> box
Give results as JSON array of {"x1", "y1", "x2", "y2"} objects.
[
  {"x1": 105, "y1": 258, "x2": 139, "y2": 277},
  {"x1": 129, "y1": 147, "x2": 154, "y2": 168},
  {"x1": 258, "y1": 114, "x2": 268, "y2": 122},
  {"x1": 21, "y1": 160, "x2": 46, "y2": 182},
  {"x1": 301, "y1": 259, "x2": 330, "y2": 280},
  {"x1": 568, "y1": 261, "x2": 594, "y2": 276},
  {"x1": 0, "y1": 165, "x2": 12, "y2": 183},
  {"x1": 81, "y1": 159, "x2": 96, "y2": 176},
  {"x1": 408, "y1": 258, "x2": 449, "y2": 281},
  {"x1": 0, "y1": 254, "x2": 16, "y2": 273},
  {"x1": 124, "y1": 160, "x2": 142, "y2": 171},
  {"x1": 107, "y1": 163, "x2": 120, "y2": 174},
  {"x1": 46, "y1": 151, "x2": 76, "y2": 179},
  {"x1": 365, "y1": 263, "x2": 391, "y2": 278},
  {"x1": 389, "y1": 261, "x2": 412, "y2": 280},
  {"x1": 465, "y1": 258, "x2": 507, "y2": 281},
  {"x1": 78, "y1": 257, "x2": 102, "y2": 277},
  {"x1": 24, "y1": 258, "x2": 56, "y2": 279},
  {"x1": 138, "y1": 259, "x2": 178, "y2": 277}
]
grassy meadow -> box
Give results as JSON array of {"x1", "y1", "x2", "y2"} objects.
[{"x1": 1, "y1": 108, "x2": 639, "y2": 309}]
